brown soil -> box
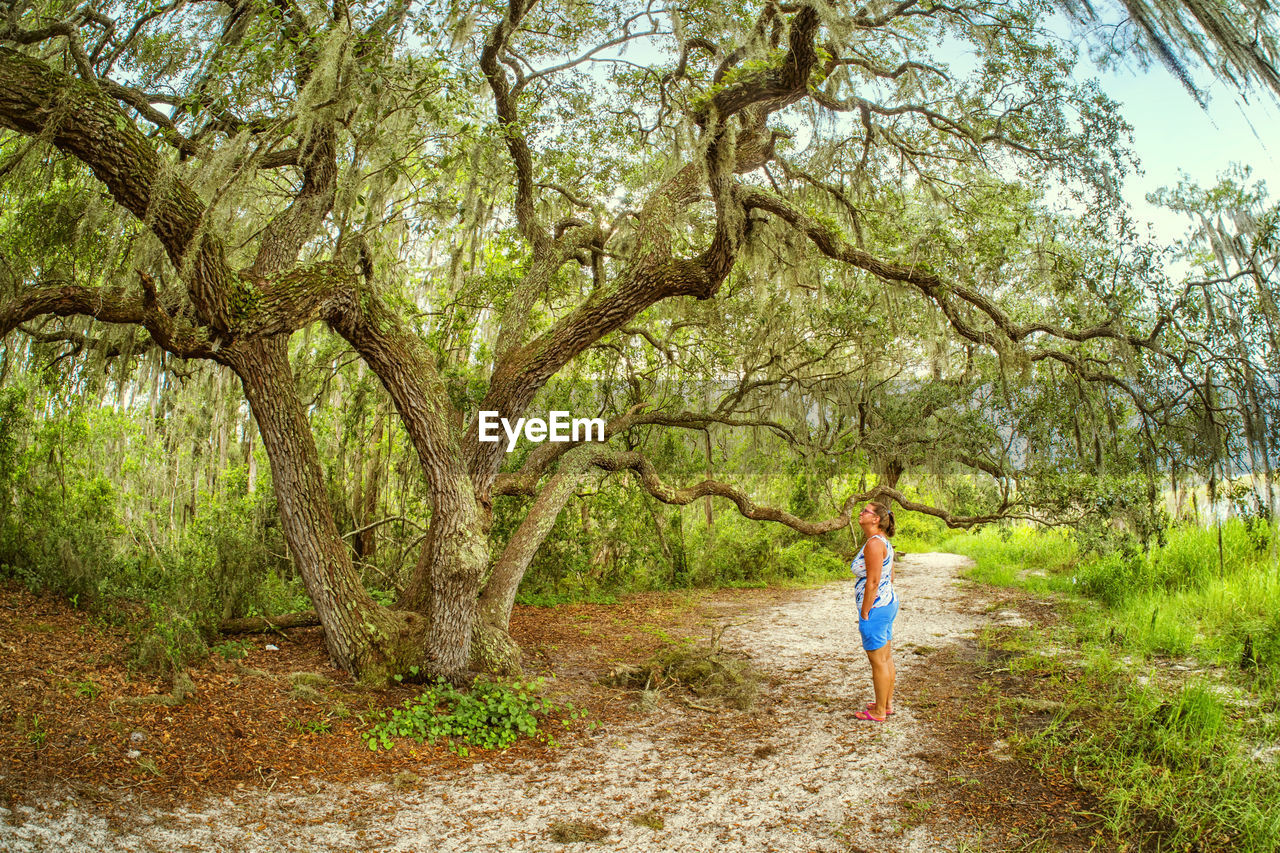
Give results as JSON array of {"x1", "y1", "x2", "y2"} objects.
[{"x1": 0, "y1": 581, "x2": 791, "y2": 808}]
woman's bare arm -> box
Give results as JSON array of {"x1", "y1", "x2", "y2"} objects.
[{"x1": 861, "y1": 538, "x2": 885, "y2": 619}]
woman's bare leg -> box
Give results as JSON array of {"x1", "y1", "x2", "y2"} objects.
[
  {"x1": 886, "y1": 641, "x2": 895, "y2": 713},
  {"x1": 865, "y1": 645, "x2": 893, "y2": 718}
]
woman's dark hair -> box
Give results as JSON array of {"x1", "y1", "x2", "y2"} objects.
[{"x1": 868, "y1": 501, "x2": 896, "y2": 537}]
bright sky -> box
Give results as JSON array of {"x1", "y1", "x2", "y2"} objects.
[{"x1": 1087, "y1": 57, "x2": 1279, "y2": 247}]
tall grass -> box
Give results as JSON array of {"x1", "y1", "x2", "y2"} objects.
[
  {"x1": 939, "y1": 526, "x2": 1078, "y2": 593},
  {"x1": 1031, "y1": 676, "x2": 1280, "y2": 851},
  {"x1": 1072, "y1": 522, "x2": 1280, "y2": 669},
  {"x1": 942, "y1": 519, "x2": 1280, "y2": 852}
]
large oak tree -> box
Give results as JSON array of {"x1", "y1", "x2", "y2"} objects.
[{"x1": 2, "y1": 0, "x2": 1274, "y2": 681}]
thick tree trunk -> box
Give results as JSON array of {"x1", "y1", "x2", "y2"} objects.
[
  {"x1": 330, "y1": 298, "x2": 489, "y2": 677},
  {"x1": 395, "y1": 488, "x2": 490, "y2": 674},
  {"x1": 474, "y1": 452, "x2": 592, "y2": 672},
  {"x1": 231, "y1": 337, "x2": 424, "y2": 683},
  {"x1": 879, "y1": 458, "x2": 904, "y2": 491}
]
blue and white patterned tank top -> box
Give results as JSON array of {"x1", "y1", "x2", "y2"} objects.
[{"x1": 851, "y1": 533, "x2": 895, "y2": 609}]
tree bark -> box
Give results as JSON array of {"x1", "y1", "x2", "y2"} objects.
[
  {"x1": 328, "y1": 295, "x2": 488, "y2": 675},
  {"x1": 230, "y1": 336, "x2": 424, "y2": 683},
  {"x1": 474, "y1": 450, "x2": 595, "y2": 671}
]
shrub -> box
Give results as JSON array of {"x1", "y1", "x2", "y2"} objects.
[
  {"x1": 1074, "y1": 551, "x2": 1144, "y2": 606},
  {"x1": 1074, "y1": 520, "x2": 1277, "y2": 608},
  {"x1": 772, "y1": 538, "x2": 847, "y2": 581},
  {"x1": 128, "y1": 601, "x2": 209, "y2": 675},
  {"x1": 689, "y1": 521, "x2": 775, "y2": 586}
]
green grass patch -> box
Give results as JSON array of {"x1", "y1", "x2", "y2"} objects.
[
  {"x1": 951, "y1": 520, "x2": 1280, "y2": 852},
  {"x1": 1022, "y1": 673, "x2": 1280, "y2": 851},
  {"x1": 940, "y1": 526, "x2": 1079, "y2": 593}
]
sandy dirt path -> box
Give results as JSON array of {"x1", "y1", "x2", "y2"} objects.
[{"x1": 3, "y1": 552, "x2": 1009, "y2": 852}]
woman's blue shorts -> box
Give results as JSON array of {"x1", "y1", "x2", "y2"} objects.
[{"x1": 858, "y1": 598, "x2": 899, "y2": 651}]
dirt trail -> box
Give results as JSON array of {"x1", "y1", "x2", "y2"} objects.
[{"x1": 2, "y1": 552, "x2": 1014, "y2": 852}]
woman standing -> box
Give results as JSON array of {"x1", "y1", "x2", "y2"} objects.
[{"x1": 852, "y1": 501, "x2": 897, "y2": 722}]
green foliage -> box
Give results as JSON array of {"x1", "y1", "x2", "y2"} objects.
[
  {"x1": 948, "y1": 520, "x2": 1280, "y2": 668},
  {"x1": 889, "y1": 507, "x2": 948, "y2": 553},
  {"x1": 1026, "y1": 675, "x2": 1280, "y2": 851},
  {"x1": 1062, "y1": 521, "x2": 1271, "y2": 617},
  {"x1": 364, "y1": 678, "x2": 583, "y2": 756},
  {"x1": 942, "y1": 525, "x2": 1079, "y2": 592},
  {"x1": 515, "y1": 590, "x2": 618, "y2": 607},
  {"x1": 771, "y1": 539, "x2": 848, "y2": 581},
  {"x1": 211, "y1": 638, "x2": 255, "y2": 661},
  {"x1": 287, "y1": 716, "x2": 334, "y2": 736},
  {"x1": 129, "y1": 601, "x2": 208, "y2": 675},
  {"x1": 180, "y1": 465, "x2": 303, "y2": 622},
  {"x1": 688, "y1": 521, "x2": 776, "y2": 587},
  {"x1": 19, "y1": 714, "x2": 48, "y2": 749},
  {"x1": 0, "y1": 383, "x2": 303, "y2": 672},
  {"x1": 70, "y1": 678, "x2": 101, "y2": 699},
  {"x1": 961, "y1": 521, "x2": 1280, "y2": 850},
  {"x1": 0, "y1": 394, "x2": 129, "y2": 603}
]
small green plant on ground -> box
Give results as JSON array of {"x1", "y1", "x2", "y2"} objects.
[
  {"x1": 18, "y1": 714, "x2": 48, "y2": 748},
  {"x1": 70, "y1": 678, "x2": 100, "y2": 699},
  {"x1": 211, "y1": 638, "x2": 254, "y2": 661},
  {"x1": 286, "y1": 715, "x2": 334, "y2": 735},
  {"x1": 364, "y1": 678, "x2": 583, "y2": 756}
]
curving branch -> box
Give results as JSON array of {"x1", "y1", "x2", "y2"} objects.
[
  {"x1": 14, "y1": 324, "x2": 132, "y2": 360},
  {"x1": 0, "y1": 277, "x2": 219, "y2": 362},
  {"x1": 1, "y1": 20, "x2": 97, "y2": 85},
  {"x1": 493, "y1": 406, "x2": 802, "y2": 497},
  {"x1": 480, "y1": 0, "x2": 541, "y2": 243},
  {"x1": 588, "y1": 447, "x2": 861, "y2": 534},
  {"x1": 580, "y1": 450, "x2": 1037, "y2": 531},
  {"x1": 739, "y1": 185, "x2": 1172, "y2": 356},
  {"x1": 0, "y1": 285, "x2": 144, "y2": 339},
  {"x1": 99, "y1": 77, "x2": 205, "y2": 158},
  {"x1": 807, "y1": 89, "x2": 1050, "y2": 161},
  {"x1": 468, "y1": 5, "x2": 831, "y2": 494},
  {"x1": 834, "y1": 54, "x2": 950, "y2": 82},
  {"x1": 102, "y1": 0, "x2": 188, "y2": 73},
  {"x1": 876, "y1": 486, "x2": 1058, "y2": 528},
  {"x1": 690, "y1": 5, "x2": 820, "y2": 129},
  {"x1": 0, "y1": 46, "x2": 238, "y2": 333},
  {"x1": 511, "y1": 12, "x2": 665, "y2": 97}
]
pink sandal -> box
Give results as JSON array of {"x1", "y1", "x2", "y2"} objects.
[{"x1": 854, "y1": 709, "x2": 885, "y2": 722}]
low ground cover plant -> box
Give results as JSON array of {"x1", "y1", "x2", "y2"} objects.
[{"x1": 364, "y1": 678, "x2": 584, "y2": 756}]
